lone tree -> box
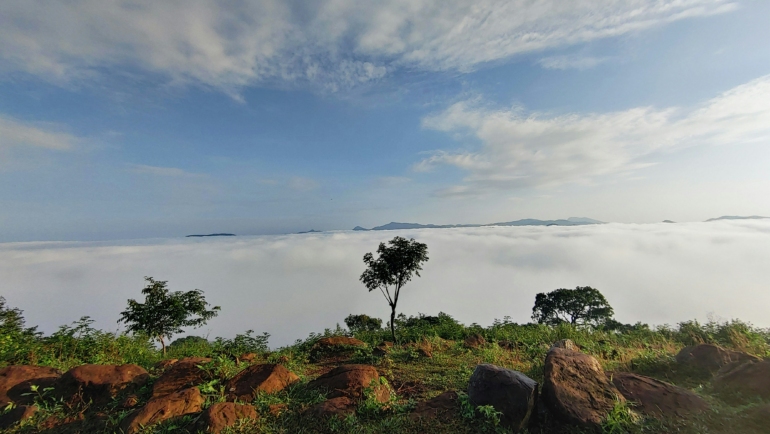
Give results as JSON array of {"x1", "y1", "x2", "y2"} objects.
[
  {"x1": 118, "y1": 277, "x2": 220, "y2": 355},
  {"x1": 360, "y1": 236, "x2": 429, "y2": 342},
  {"x1": 344, "y1": 314, "x2": 383, "y2": 333},
  {"x1": 531, "y1": 286, "x2": 614, "y2": 327}
]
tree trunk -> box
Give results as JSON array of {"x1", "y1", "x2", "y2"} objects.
[
  {"x1": 160, "y1": 336, "x2": 166, "y2": 356},
  {"x1": 390, "y1": 306, "x2": 396, "y2": 343}
]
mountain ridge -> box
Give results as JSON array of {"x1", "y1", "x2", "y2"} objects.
[{"x1": 353, "y1": 217, "x2": 605, "y2": 231}]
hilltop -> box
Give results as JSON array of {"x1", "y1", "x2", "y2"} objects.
[{"x1": 353, "y1": 217, "x2": 604, "y2": 231}]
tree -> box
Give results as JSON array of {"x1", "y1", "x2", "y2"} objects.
[
  {"x1": 344, "y1": 314, "x2": 383, "y2": 333},
  {"x1": 118, "y1": 277, "x2": 220, "y2": 355},
  {"x1": 360, "y1": 236, "x2": 429, "y2": 342},
  {"x1": 531, "y1": 286, "x2": 614, "y2": 327}
]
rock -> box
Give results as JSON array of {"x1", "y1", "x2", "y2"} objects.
[
  {"x1": 309, "y1": 336, "x2": 367, "y2": 361},
  {"x1": 551, "y1": 339, "x2": 579, "y2": 352},
  {"x1": 121, "y1": 387, "x2": 204, "y2": 434},
  {"x1": 542, "y1": 347, "x2": 624, "y2": 427},
  {"x1": 152, "y1": 357, "x2": 212, "y2": 398},
  {"x1": 0, "y1": 365, "x2": 61, "y2": 406},
  {"x1": 464, "y1": 334, "x2": 486, "y2": 349},
  {"x1": 305, "y1": 396, "x2": 356, "y2": 418},
  {"x1": 226, "y1": 364, "x2": 299, "y2": 402},
  {"x1": 373, "y1": 342, "x2": 394, "y2": 357},
  {"x1": 121, "y1": 395, "x2": 139, "y2": 408},
  {"x1": 409, "y1": 390, "x2": 458, "y2": 422},
  {"x1": 200, "y1": 402, "x2": 258, "y2": 433},
  {"x1": 713, "y1": 360, "x2": 770, "y2": 400},
  {"x1": 609, "y1": 372, "x2": 708, "y2": 417},
  {"x1": 0, "y1": 405, "x2": 38, "y2": 429},
  {"x1": 153, "y1": 359, "x2": 179, "y2": 372},
  {"x1": 308, "y1": 364, "x2": 389, "y2": 402},
  {"x1": 269, "y1": 403, "x2": 288, "y2": 416},
  {"x1": 468, "y1": 364, "x2": 538, "y2": 431},
  {"x1": 56, "y1": 364, "x2": 149, "y2": 405},
  {"x1": 675, "y1": 344, "x2": 759, "y2": 373},
  {"x1": 736, "y1": 405, "x2": 770, "y2": 431}
]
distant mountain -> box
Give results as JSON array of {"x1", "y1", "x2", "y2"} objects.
[
  {"x1": 662, "y1": 220, "x2": 676, "y2": 223},
  {"x1": 353, "y1": 218, "x2": 604, "y2": 231},
  {"x1": 186, "y1": 233, "x2": 236, "y2": 237},
  {"x1": 705, "y1": 216, "x2": 769, "y2": 222},
  {"x1": 297, "y1": 229, "x2": 322, "y2": 234}
]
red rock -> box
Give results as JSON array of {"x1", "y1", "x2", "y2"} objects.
[
  {"x1": 551, "y1": 339, "x2": 579, "y2": 352},
  {"x1": 200, "y1": 402, "x2": 257, "y2": 433},
  {"x1": 0, "y1": 365, "x2": 61, "y2": 406},
  {"x1": 675, "y1": 344, "x2": 759, "y2": 373},
  {"x1": 542, "y1": 347, "x2": 623, "y2": 427},
  {"x1": 226, "y1": 364, "x2": 299, "y2": 402},
  {"x1": 309, "y1": 336, "x2": 367, "y2": 361},
  {"x1": 153, "y1": 359, "x2": 179, "y2": 371},
  {"x1": 56, "y1": 364, "x2": 149, "y2": 405},
  {"x1": 121, "y1": 387, "x2": 204, "y2": 434},
  {"x1": 0, "y1": 405, "x2": 38, "y2": 429},
  {"x1": 713, "y1": 360, "x2": 770, "y2": 400},
  {"x1": 308, "y1": 364, "x2": 389, "y2": 402},
  {"x1": 305, "y1": 396, "x2": 356, "y2": 418},
  {"x1": 464, "y1": 334, "x2": 486, "y2": 349},
  {"x1": 152, "y1": 357, "x2": 211, "y2": 398},
  {"x1": 409, "y1": 391, "x2": 458, "y2": 421},
  {"x1": 609, "y1": 372, "x2": 708, "y2": 417}
]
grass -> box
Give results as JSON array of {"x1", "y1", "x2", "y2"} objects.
[{"x1": 1, "y1": 309, "x2": 769, "y2": 433}]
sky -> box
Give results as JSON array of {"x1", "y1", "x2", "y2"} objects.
[
  {"x1": 2, "y1": 221, "x2": 769, "y2": 346},
  {"x1": 2, "y1": 1, "x2": 770, "y2": 242}
]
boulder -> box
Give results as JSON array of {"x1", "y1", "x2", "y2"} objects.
[
  {"x1": 152, "y1": 357, "x2": 212, "y2": 398},
  {"x1": 713, "y1": 360, "x2": 770, "y2": 400},
  {"x1": 56, "y1": 364, "x2": 149, "y2": 404},
  {"x1": 735, "y1": 405, "x2": 770, "y2": 431},
  {"x1": 609, "y1": 372, "x2": 707, "y2": 417},
  {"x1": 0, "y1": 405, "x2": 38, "y2": 429},
  {"x1": 309, "y1": 336, "x2": 367, "y2": 361},
  {"x1": 153, "y1": 359, "x2": 179, "y2": 372},
  {"x1": 372, "y1": 342, "x2": 392, "y2": 357},
  {"x1": 0, "y1": 365, "x2": 61, "y2": 406},
  {"x1": 675, "y1": 344, "x2": 759, "y2": 373},
  {"x1": 468, "y1": 364, "x2": 538, "y2": 431},
  {"x1": 551, "y1": 339, "x2": 579, "y2": 352},
  {"x1": 305, "y1": 397, "x2": 356, "y2": 418},
  {"x1": 226, "y1": 364, "x2": 299, "y2": 402},
  {"x1": 200, "y1": 402, "x2": 258, "y2": 433},
  {"x1": 464, "y1": 334, "x2": 486, "y2": 349},
  {"x1": 542, "y1": 347, "x2": 624, "y2": 427},
  {"x1": 308, "y1": 364, "x2": 389, "y2": 402},
  {"x1": 121, "y1": 387, "x2": 204, "y2": 434},
  {"x1": 409, "y1": 390, "x2": 458, "y2": 422}
]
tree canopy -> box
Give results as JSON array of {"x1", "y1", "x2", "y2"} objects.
[
  {"x1": 531, "y1": 286, "x2": 614, "y2": 327},
  {"x1": 118, "y1": 277, "x2": 220, "y2": 354},
  {"x1": 360, "y1": 236, "x2": 429, "y2": 341}
]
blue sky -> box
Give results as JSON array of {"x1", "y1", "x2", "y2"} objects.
[{"x1": 2, "y1": 0, "x2": 770, "y2": 241}]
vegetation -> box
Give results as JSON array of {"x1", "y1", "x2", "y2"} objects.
[
  {"x1": 360, "y1": 236, "x2": 429, "y2": 342},
  {"x1": 345, "y1": 314, "x2": 383, "y2": 333},
  {"x1": 532, "y1": 286, "x2": 615, "y2": 327},
  {"x1": 118, "y1": 277, "x2": 221, "y2": 355}
]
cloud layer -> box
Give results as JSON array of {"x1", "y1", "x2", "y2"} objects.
[
  {"x1": 1, "y1": 221, "x2": 768, "y2": 347},
  {"x1": 419, "y1": 75, "x2": 770, "y2": 197},
  {"x1": 0, "y1": 116, "x2": 77, "y2": 151},
  {"x1": 0, "y1": 0, "x2": 735, "y2": 93}
]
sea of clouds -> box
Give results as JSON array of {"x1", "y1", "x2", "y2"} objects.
[{"x1": 1, "y1": 221, "x2": 769, "y2": 347}]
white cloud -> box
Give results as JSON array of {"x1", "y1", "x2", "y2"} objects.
[
  {"x1": 0, "y1": 116, "x2": 77, "y2": 150},
  {"x1": 420, "y1": 75, "x2": 770, "y2": 197},
  {"x1": 537, "y1": 55, "x2": 608, "y2": 70},
  {"x1": 0, "y1": 0, "x2": 736, "y2": 94},
  {"x1": 1, "y1": 221, "x2": 768, "y2": 347}
]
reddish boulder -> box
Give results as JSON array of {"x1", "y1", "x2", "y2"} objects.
[
  {"x1": 152, "y1": 357, "x2": 212, "y2": 398},
  {"x1": 675, "y1": 344, "x2": 759, "y2": 373},
  {"x1": 713, "y1": 360, "x2": 770, "y2": 400},
  {"x1": 153, "y1": 359, "x2": 179, "y2": 372},
  {"x1": 464, "y1": 334, "x2": 486, "y2": 349},
  {"x1": 226, "y1": 364, "x2": 299, "y2": 402},
  {"x1": 609, "y1": 372, "x2": 708, "y2": 417},
  {"x1": 409, "y1": 391, "x2": 458, "y2": 422},
  {"x1": 0, "y1": 405, "x2": 38, "y2": 429},
  {"x1": 56, "y1": 364, "x2": 149, "y2": 404},
  {"x1": 0, "y1": 365, "x2": 61, "y2": 406},
  {"x1": 305, "y1": 396, "x2": 356, "y2": 418},
  {"x1": 121, "y1": 387, "x2": 204, "y2": 434},
  {"x1": 309, "y1": 336, "x2": 367, "y2": 361},
  {"x1": 308, "y1": 364, "x2": 389, "y2": 402},
  {"x1": 551, "y1": 339, "x2": 579, "y2": 352},
  {"x1": 200, "y1": 402, "x2": 258, "y2": 433},
  {"x1": 468, "y1": 364, "x2": 538, "y2": 431},
  {"x1": 542, "y1": 347, "x2": 624, "y2": 427}
]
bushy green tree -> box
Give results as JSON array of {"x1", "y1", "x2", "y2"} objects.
[
  {"x1": 0, "y1": 297, "x2": 41, "y2": 364},
  {"x1": 118, "y1": 277, "x2": 220, "y2": 355},
  {"x1": 360, "y1": 236, "x2": 429, "y2": 342},
  {"x1": 344, "y1": 314, "x2": 383, "y2": 333},
  {"x1": 532, "y1": 286, "x2": 614, "y2": 328}
]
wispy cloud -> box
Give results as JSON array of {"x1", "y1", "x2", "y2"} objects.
[
  {"x1": 0, "y1": 116, "x2": 77, "y2": 150},
  {"x1": 0, "y1": 0, "x2": 736, "y2": 94},
  {"x1": 537, "y1": 55, "x2": 608, "y2": 70},
  {"x1": 129, "y1": 164, "x2": 205, "y2": 178},
  {"x1": 420, "y1": 75, "x2": 770, "y2": 197}
]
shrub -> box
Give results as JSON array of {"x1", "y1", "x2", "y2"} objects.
[{"x1": 344, "y1": 314, "x2": 383, "y2": 333}]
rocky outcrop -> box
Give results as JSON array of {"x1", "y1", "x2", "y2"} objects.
[
  {"x1": 308, "y1": 364, "x2": 389, "y2": 402},
  {"x1": 551, "y1": 339, "x2": 579, "y2": 352},
  {"x1": 609, "y1": 372, "x2": 708, "y2": 417},
  {"x1": 55, "y1": 364, "x2": 149, "y2": 405},
  {"x1": 542, "y1": 347, "x2": 623, "y2": 427},
  {"x1": 226, "y1": 364, "x2": 299, "y2": 402},
  {"x1": 409, "y1": 390, "x2": 458, "y2": 422},
  {"x1": 675, "y1": 344, "x2": 759, "y2": 373},
  {"x1": 372, "y1": 342, "x2": 393, "y2": 357},
  {"x1": 200, "y1": 402, "x2": 258, "y2": 433},
  {"x1": 0, "y1": 365, "x2": 61, "y2": 406},
  {"x1": 152, "y1": 357, "x2": 211, "y2": 398},
  {"x1": 0, "y1": 405, "x2": 38, "y2": 429},
  {"x1": 153, "y1": 359, "x2": 179, "y2": 372},
  {"x1": 464, "y1": 334, "x2": 486, "y2": 349},
  {"x1": 309, "y1": 336, "x2": 367, "y2": 361},
  {"x1": 121, "y1": 387, "x2": 204, "y2": 434},
  {"x1": 713, "y1": 360, "x2": 770, "y2": 400},
  {"x1": 468, "y1": 364, "x2": 538, "y2": 431}
]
